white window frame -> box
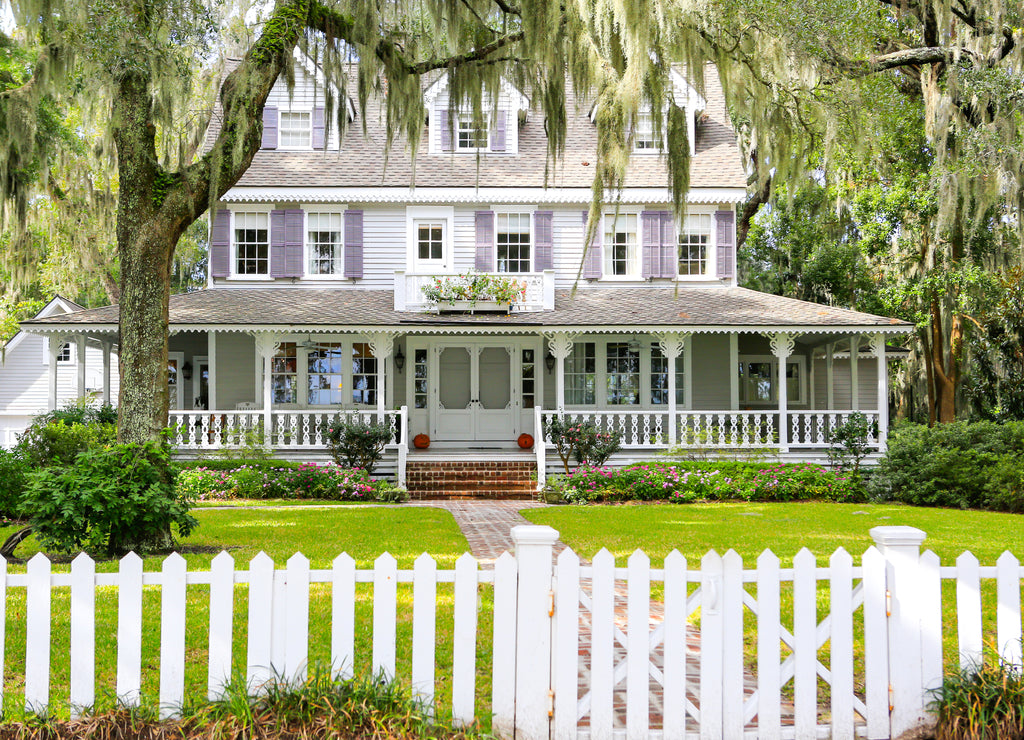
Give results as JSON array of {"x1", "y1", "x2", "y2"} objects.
[
  {"x1": 230, "y1": 207, "x2": 273, "y2": 280},
  {"x1": 406, "y1": 206, "x2": 454, "y2": 273},
  {"x1": 601, "y1": 210, "x2": 642, "y2": 279},
  {"x1": 302, "y1": 207, "x2": 347, "y2": 279},
  {"x1": 455, "y1": 114, "x2": 490, "y2": 151},
  {"x1": 738, "y1": 354, "x2": 807, "y2": 406},
  {"x1": 632, "y1": 112, "x2": 663, "y2": 153},
  {"x1": 562, "y1": 336, "x2": 691, "y2": 410},
  {"x1": 494, "y1": 208, "x2": 535, "y2": 274},
  {"x1": 676, "y1": 211, "x2": 714, "y2": 278},
  {"x1": 277, "y1": 107, "x2": 313, "y2": 150},
  {"x1": 56, "y1": 341, "x2": 73, "y2": 363},
  {"x1": 259, "y1": 336, "x2": 380, "y2": 409}
]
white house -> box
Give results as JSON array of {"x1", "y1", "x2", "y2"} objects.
[
  {"x1": 1, "y1": 296, "x2": 120, "y2": 448},
  {"x1": 19, "y1": 60, "x2": 913, "y2": 492}
]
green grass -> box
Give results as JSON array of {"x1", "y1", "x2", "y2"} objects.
[
  {"x1": 1, "y1": 507, "x2": 493, "y2": 727},
  {"x1": 193, "y1": 499, "x2": 390, "y2": 508}
]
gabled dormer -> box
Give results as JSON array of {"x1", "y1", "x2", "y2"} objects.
[{"x1": 423, "y1": 75, "x2": 529, "y2": 155}]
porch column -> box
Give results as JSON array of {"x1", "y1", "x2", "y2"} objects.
[
  {"x1": 825, "y1": 341, "x2": 835, "y2": 408},
  {"x1": 767, "y1": 332, "x2": 796, "y2": 454},
  {"x1": 544, "y1": 332, "x2": 575, "y2": 413},
  {"x1": 254, "y1": 333, "x2": 280, "y2": 446},
  {"x1": 101, "y1": 340, "x2": 112, "y2": 406},
  {"x1": 869, "y1": 333, "x2": 889, "y2": 447},
  {"x1": 76, "y1": 335, "x2": 87, "y2": 400},
  {"x1": 368, "y1": 332, "x2": 401, "y2": 423},
  {"x1": 656, "y1": 332, "x2": 687, "y2": 445},
  {"x1": 729, "y1": 333, "x2": 739, "y2": 409},
  {"x1": 850, "y1": 335, "x2": 860, "y2": 411},
  {"x1": 47, "y1": 335, "x2": 66, "y2": 411},
  {"x1": 208, "y1": 331, "x2": 218, "y2": 411}
]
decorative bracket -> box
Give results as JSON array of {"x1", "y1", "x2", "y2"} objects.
[
  {"x1": 252, "y1": 332, "x2": 281, "y2": 360},
  {"x1": 763, "y1": 331, "x2": 797, "y2": 359},
  {"x1": 367, "y1": 330, "x2": 403, "y2": 360},
  {"x1": 543, "y1": 331, "x2": 578, "y2": 360},
  {"x1": 867, "y1": 333, "x2": 886, "y2": 359},
  {"x1": 656, "y1": 331, "x2": 689, "y2": 359}
]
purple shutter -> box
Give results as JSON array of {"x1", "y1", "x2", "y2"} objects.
[
  {"x1": 344, "y1": 209, "x2": 363, "y2": 278},
  {"x1": 285, "y1": 208, "x2": 304, "y2": 277},
  {"x1": 312, "y1": 106, "x2": 325, "y2": 149},
  {"x1": 534, "y1": 211, "x2": 553, "y2": 271},
  {"x1": 262, "y1": 106, "x2": 278, "y2": 149},
  {"x1": 490, "y1": 111, "x2": 507, "y2": 152},
  {"x1": 475, "y1": 211, "x2": 495, "y2": 271},
  {"x1": 582, "y1": 211, "x2": 603, "y2": 279},
  {"x1": 641, "y1": 210, "x2": 659, "y2": 279},
  {"x1": 439, "y1": 109, "x2": 452, "y2": 151},
  {"x1": 270, "y1": 209, "x2": 287, "y2": 277},
  {"x1": 211, "y1": 209, "x2": 231, "y2": 278},
  {"x1": 715, "y1": 209, "x2": 736, "y2": 279},
  {"x1": 659, "y1": 211, "x2": 675, "y2": 277}
]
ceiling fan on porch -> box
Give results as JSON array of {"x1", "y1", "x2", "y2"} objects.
[{"x1": 297, "y1": 334, "x2": 323, "y2": 351}]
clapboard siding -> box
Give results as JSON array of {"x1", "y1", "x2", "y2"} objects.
[
  {"x1": 214, "y1": 333, "x2": 256, "y2": 409},
  {"x1": 690, "y1": 333, "x2": 731, "y2": 409},
  {"x1": 0, "y1": 334, "x2": 119, "y2": 413},
  {"x1": 431, "y1": 86, "x2": 520, "y2": 153},
  {"x1": 265, "y1": 64, "x2": 339, "y2": 149},
  {"x1": 813, "y1": 358, "x2": 879, "y2": 409},
  {"x1": 362, "y1": 206, "x2": 407, "y2": 287}
]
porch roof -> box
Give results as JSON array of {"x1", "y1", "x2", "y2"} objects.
[{"x1": 21, "y1": 287, "x2": 914, "y2": 335}]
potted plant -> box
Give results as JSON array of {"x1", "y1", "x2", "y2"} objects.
[{"x1": 421, "y1": 271, "x2": 527, "y2": 312}]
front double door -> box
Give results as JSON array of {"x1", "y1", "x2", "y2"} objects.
[{"x1": 433, "y1": 340, "x2": 517, "y2": 442}]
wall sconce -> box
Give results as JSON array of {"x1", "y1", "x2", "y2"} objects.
[
  {"x1": 545, "y1": 351, "x2": 556, "y2": 374},
  {"x1": 394, "y1": 347, "x2": 405, "y2": 372},
  {"x1": 181, "y1": 361, "x2": 193, "y2": 381}
]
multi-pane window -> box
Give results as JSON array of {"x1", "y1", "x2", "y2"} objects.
[
  {"x1": 307, "y1": 343, "x2": 345, "y2": 406},
  {"x1": 497, "y1": 213, "x2": 531, "y2": 273},
  {"x1": 417, "y1": 222, "x2": 445, "y2": 261},
  {"x1": 606, "y1": 342, "x2": 640, "y2": 405},
  {"x1": 234, "y1": 212, "x2": 269, "y2": 275},
  {"x1": 521, "y1": 349, "x2": 535, "y2": 408},
  {"x1": 566, "y1": 342, "x2": 596, "y2": 405},
  {"x1": 604, "y1": 213, "x2": 638, "y2": 276},
  {"x1": 351, "y1": 343, "x2": 377, "y2": 406},
  {"x1": 56, "y1": 342, "x2": 72, "y2": 362},
  {"x1": 633, "y1": 113, "x2": 661, "y2": 151},
  {"x1": 307, "y1": 212, "x2": 343, "y2": 275},
  {"x1": 414, "y1": 349, "x2": 428, "y2": 409},
  {"x1": 738, "y1": 357, "x2": 805, "y2": 404},
  {"x1": 457, "y1": 117, "x2": 488, "y2": 149},
  {"x1": 651, "y1": 344, "x2": 685, "y2": 405},
  {"x1": 271, "y1": 342, "x2": 298, "y2": 404},
  {"x1": 279, "y1": 111, "x2": 311, "y2": 148},
  {"x1": 678, "y1": 213, "x2": 712, "y2": 276}
]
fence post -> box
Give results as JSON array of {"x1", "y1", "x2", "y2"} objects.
[
  {"x1": 870, "y1": 526, "x2": 932, "y2": 740},
  {"x1": 511, "y1": 525, "x2": 558, "y2": 740}
]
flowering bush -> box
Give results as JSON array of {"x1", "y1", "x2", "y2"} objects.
[
  {"x1": 546, "y1": 416, "x2": 622, "y2": 474},
  {"x1": 176, "y1": 463, "x2": 407, "y2": 502},
  {"x1": 422, "y1": 271, "x2": 527, "y2": 308}
]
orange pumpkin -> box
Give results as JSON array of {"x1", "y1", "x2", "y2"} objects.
[
  {"x1": 413, "y1": 433, "x2": 431, "y2": 449},
  {"x1": 517, "y1": 433, "x2": 534, "y2": 449}
]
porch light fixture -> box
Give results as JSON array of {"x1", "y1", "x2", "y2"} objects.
[
  {"x1": 181, "y1": 362, "x2": 193, "y2": 381},
  {"x1": 545, "y1": 351, "x2": 555, "y2": 374},
  {"x1": 394, "y1": 347, "x2": 405, "y2": 372}
]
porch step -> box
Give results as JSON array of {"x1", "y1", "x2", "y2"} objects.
[{"x1": 406, "y1": 460, "x2": 539, "y2": 501}]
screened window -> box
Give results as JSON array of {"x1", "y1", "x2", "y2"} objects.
[
  {"x1": 234, "y1": 212, "x2": 269, "y2": 275},
  {"x1": 279, "y1": 111, "x2": 311, "y2": 148},
  {"x1": 651, "y1": 344, "x2": 685, "y2": 405},
  {"x1": 457, "y1": 117, "x2": 488, "y2": 149},
  {"x1": 497, "y1": 213, "x2": 531, "y2": 273},
  {"x1": 633, "y1": 113, "x2": 661, "y2": 151},
  {"x1": 606, "y1": 342, "x2": 640, "y2": 405},
  {"x1": 351, "y1": 342, "x2": 377, "y2": 406},
  {"x1": 307, "y1": 343, "x2": 345, "y2": 406},
  {"x1": 566, "y1": 342, "x2": 596, "y2": 405},
  {"x1": 678, "y1": 213, "x2": 711, "y2": 276},
  {"x1": 417, "y1": 222, "x2": 445, "y2": 261},
  {"x1": 307, "y1": 212, "x2": 343, "y2": 275},
  {"x1": 271, "y1": 342, "x2": 298, "y2": 404},
  {"x1": 604, "y1": 213, "x2": 638, "y2": 276}
]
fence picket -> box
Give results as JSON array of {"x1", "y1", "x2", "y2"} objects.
[
  {"x1": 996, "y1": 552, "x2": 1022, "y2": 668},
  {"x1": 919, "y1": 551, "x2": 943, "y2": 692},
  {"x1": 452, "y1": 553, "x2": 479, "y2": 726},
  {"x1": 699, "y1": 550, "x2": 723, "y2": 740},
  {"x1": 247, "y1": 552, "x2": 275, "y2": 688},
  {"x1": 70, "y1": 553, "x2": 96, "y2": 715},
  {"x1": 722, "y1": 550, "x2": 744, "y2": 739},
  {"x1": 159, "y1": 553, "x2": 187, "y2": 719},
  {"x1": 662, "y1": 551, "x2": 688, "y2": 738},
  {"x1": 331, "y1": 553, "x2": 356, "y2": 679},
  {"x1": 271, "y1": 567, "x2": 286, "y2": 676},
  {"x1": 116, "y1": 552, "x2": 143, "y2": 706},
  {"x1": 372, "y1": 552, "x2": 398, "y2": 680},
  {"x1": 553, "y1": 549, "x2": 579, "y2": 740},
  {"x1": 829, "y1": 548, "x2": 854, "y2": 740},
  {"x1": 626, "y1": 550, "x2": 651, "y2": 740},
  {"x1": 591, "y1": 549, "x2": 616, "y2": 739},
  {"x1": 956, "y1": 551, "x2": 983, "y2": 670},
  {"x1": 492, "y1": 551, "x2": 517, "y2": 737},
  {"x1": 412, "y1": 553, "x2": 437, "y2": 709},
  {"x1": 862, "y1": 547, "x2": 889, "y2": 739},
  {"x1": 793, "y1": 548, "x2": 817, "y2": 740},
  {"x1": 756, "y1": 549, "x2": 781, "y2": 740},
  {"x1": 285, "y1": 553, "x2": 310, "y2": 682},
  {"x1": 25, "y1": 553, "x2": 52, "y2": 712},
  {"x1": 208, "y1": 551, "x2": 235, "y2": 700}
]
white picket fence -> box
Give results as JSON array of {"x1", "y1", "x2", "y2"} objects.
[{"x1": 3, "y1": 526, "x2": 1023, "y2": 739}]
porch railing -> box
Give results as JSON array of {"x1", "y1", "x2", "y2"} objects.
[{"x1": 789, "y1": 410, "x2": 881, "y2": 448}]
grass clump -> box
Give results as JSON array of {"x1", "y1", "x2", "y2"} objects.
[{"x1": 931, "y1": 654, "x2": 1024, "y2": 740}]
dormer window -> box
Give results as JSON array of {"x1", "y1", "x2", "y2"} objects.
[
  {"x1": 457, "y1": 117, "x2": 489, "y2": 149},
  {"x1": 633, "y1": 113, "x2": 662, "y2": 152},
  {"x1": 279, "y1": 111, "x2": 311, "y2": 148}
]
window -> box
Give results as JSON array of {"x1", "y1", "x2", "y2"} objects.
[
  {"x1": 56, "y1": 342, "x2": 72, "y2": 363},
  {"x1": 738, "y1": 355, "x2": 806, "y2": 404},
  {"x1": 606, "y1": 342, "x2": 640, "y2": 405},
  {"x1": 417, "y1": 222, "x2": 445, "y2": 261},
  {"x1": 633, "y1": 112, "x2": 661, "y2": 151},
  {"x1": 279, "y1": 111, "x2": 311, "y2": 148},
  {"x1": 651, "y1": 344, "x2": 685, "y2": 405},
  {"x1": 566, "y1": 342, "x2": 596, "y2": 405},
  {"x1": 271, "y1": 342, "x2": 298, "y2": 404},
  {"x1": 604, "y1": 213, "x2": 639, "y2": 276},
  {"x1": 307, "y1": 343, "x2": 345, "y2": 406},
  {"x1": 497, "y1": 213, "x2": 532, "y2": 273},
  {"x1": 457, "y1": 116, "x2": 488, "y2": 149},
  {"x1": 413, "y1": 349, "x2": 428, "y2": 409},
  {"x1": 678, "y1": 213, "x2": 712, "y2": 276},
  {"x1": 521, "y1": 348, "x2": 536, "y2": 407},
  {"x1": 234, "y1": 212, "x2": 269, "y2": 275},
  {"x1": 350, "y1": 342, "x2": 377, "y2": 406},
  {"x1": 307, "y1": 212, "x2": 343, "y2": 275}
]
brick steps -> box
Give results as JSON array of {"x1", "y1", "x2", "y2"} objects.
[{"x1": 406, "y1": 460, "x2": 539, "y2": 500}]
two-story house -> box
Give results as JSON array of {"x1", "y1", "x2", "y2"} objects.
[{"x1": 20, "y1": 56, "x2": 913, "y2": 491}]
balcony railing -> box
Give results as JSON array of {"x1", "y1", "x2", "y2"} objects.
[{"x1": 394, "y1": 269, "x2": 555, "y2": 312}]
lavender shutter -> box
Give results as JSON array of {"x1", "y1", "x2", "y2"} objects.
[
  {"x1": 659, "y1": 211, "x2": 675, "y2": 277},
  {"x1": 284, "y1": 209, "x2": 304, "y2": 277},
  {"x1": 582, "y1": 211, "x2": 603, "y2": 279},
  {"x1": 490, "y1": 111, "x2": 507, "y2": 152},
  {"x1": 210, "y1": 209, "x2": 231, "y2": 278},
  {"x1": 261, "y1": 106, "x2": 278, "y2": 149},
  {"x1": 311, "y1": 106, "x2": 325, "y2": 150},
  {"x1": 439, "y1": 109, "x2": 452, "y2": 151},
  {"x1": 344, "y1": 209, "x2": 363, "y2": 278},
  {"x1": 641, "y1": 211, "x2": 659, "y2": 279},
  {"x1": 475, "y1": 211, "x2": 495, "y2": 271},
  {"x1": 715, "y1": 209, "x2": 736, "y2": 279},
  {"x1": 270, "y1": 210, "x2": 287, "y2": 277},
  {"x1": 534, "y1": 211, "x2": 553, "y2": 271}
]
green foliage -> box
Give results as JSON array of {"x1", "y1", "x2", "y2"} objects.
[
  {"x1": 175, "y1": 463, "x2": 404, "y2": 503},
  {"x1": 16, "y1": 419, "x2": 117, "y2": 468},
  {"x1": 546, "y1": 416, "x2": 622, "y2": 474},
  {"x1": 869, "y1": 422, "x2": 1024, "y2": 511},
  {"x1": 21, "y1": 441, "x2": 197, "y2": 556},
  {"x1": 930, "y1": 652, "x2": 1024, "y2": 740},
  {"x1": 421, "y1": 271, "x2": 528, "y2": 307},
  {"x1": 32, "y1": 400, "x2": 118, "y2": 426},
  {"x1": 0, "y1": 298, "x2": 44, "y2": 343},
  {"x1": 325, "y1": 418, "x2": 394, "y2": 475},
  {"x1": 0, "y1": 447, "x2": 29, "y2": 519},
  {"x1": 826, "y1": 412, "x2": 878, "y2": 473}
]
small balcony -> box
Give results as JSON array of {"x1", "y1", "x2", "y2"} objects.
[{"x1": 394, "y1": 269, "x2": 555, "y2": 312}]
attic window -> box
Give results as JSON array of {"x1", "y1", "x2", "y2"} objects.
[
  {"x1": 457, "y1": 117, "x2": 489, "y2": 149},
  {"x1": 280, "y1": 111, "x2": 311, "y2": 148},
  {"x1": 633, "y1": 113, "x2": 661, "y2": 152}
]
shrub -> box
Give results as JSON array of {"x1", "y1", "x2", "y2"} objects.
[
  {"x1": 22, "y1": 441, "x2": 197, "y2": 556},
  {"x1": 31, "y1": 400, "x2": 117, "y2": 427},
  {"x1": 325, "y1": 418, "x2": 393, "y2": 475},
  {"x1": 826, "y1": 411, "x2": 878, "y2": 473},
  {"x1": 176, "y1": 467, "x2": 236, "y2": 502},
  {"x1": 930, "y1": 654, "x2": 1024, "y2": 740},
  {"x1": 546, "y1": 416, "x2": 622, "y2": 474},
  {"x1": 0, "y1": 447, "x2": 28, "y2": 519},
  {"x1": 17, "y1": 419, "x2": 117, "y2": 468},
  {"x1": 175, "y1": 462, "x2": 401, "y2": 502}
]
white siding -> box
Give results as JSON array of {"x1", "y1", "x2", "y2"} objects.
[
  {"x1": 266, "y1": 63, "x2": 340, "y2": 149},
  {"x1": 362, "y1": 206, "x2": 408, "y2": 287},
  {"x1": 430, "y1": 85, "x2": 520, "y2": 154}
]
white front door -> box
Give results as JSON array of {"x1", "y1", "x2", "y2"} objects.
[{"x1": 432, "y1": 341, "x2": 517, "y2": 442}]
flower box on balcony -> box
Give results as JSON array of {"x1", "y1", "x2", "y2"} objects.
[
  {"x1": 436, "y1": 300, "x2": 514, "y2": 314},
  {"x1": 421, "y1": 272, "x2": 527, "y2": 313}
]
